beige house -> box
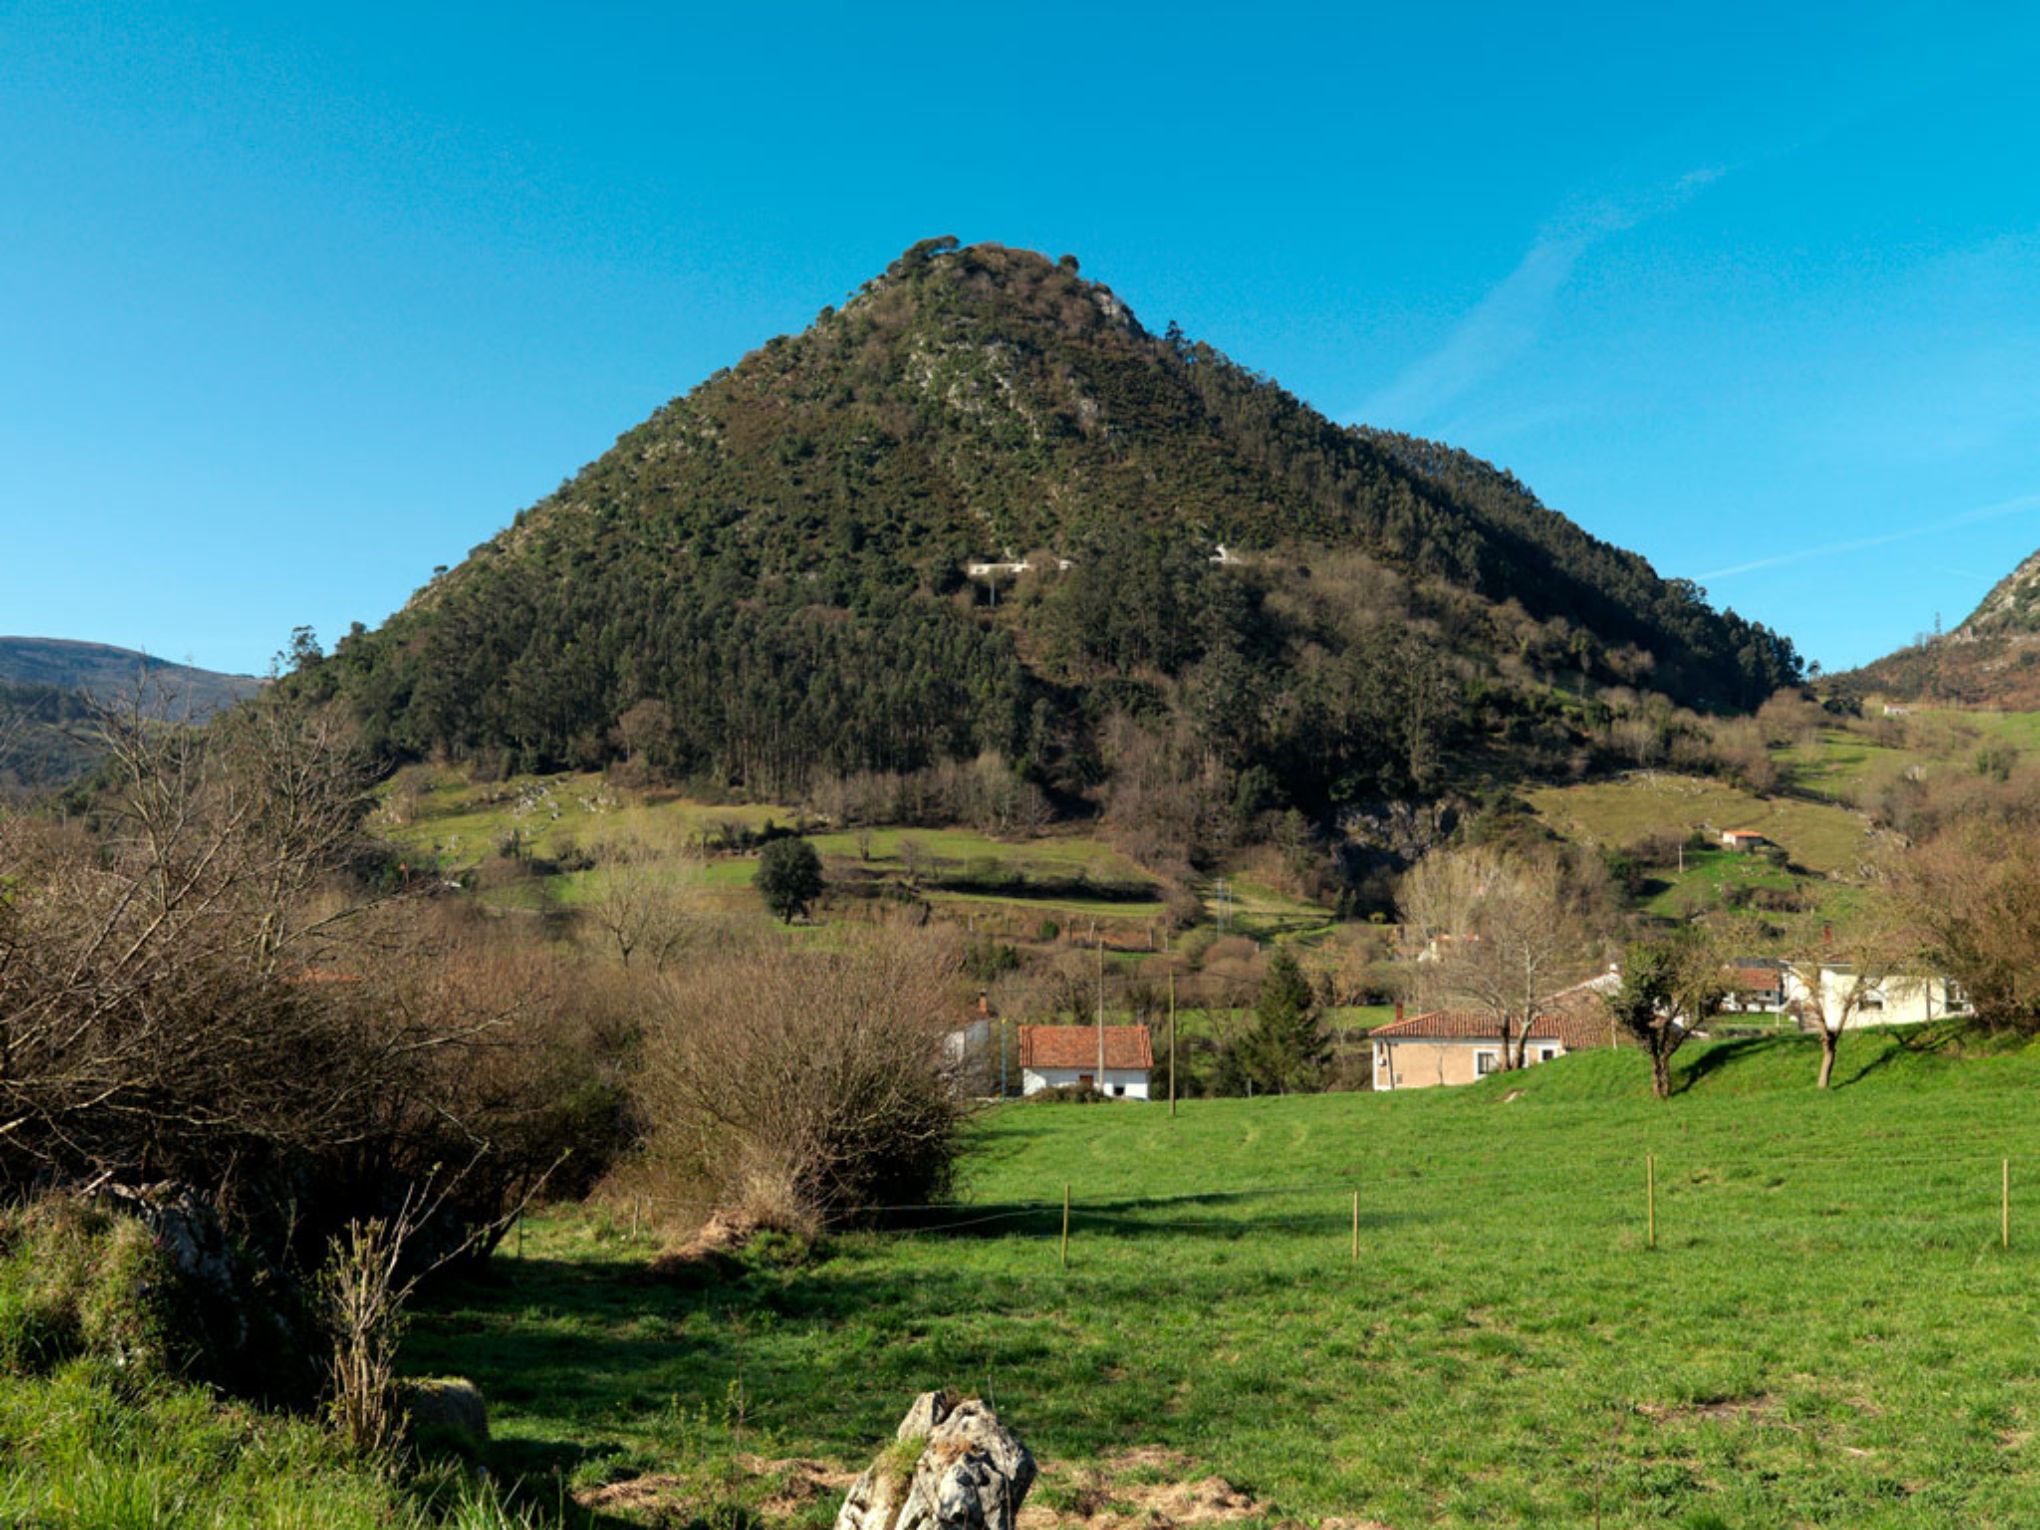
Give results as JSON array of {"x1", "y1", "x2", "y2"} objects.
[
  {"x1": 1721, "y1": 829, "x2": 1768, "y2": 852},
  {"x1": 1371, "y1": 1000, "x2": 1616, "y2": 1091}
]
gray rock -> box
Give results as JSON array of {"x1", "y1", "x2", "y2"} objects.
[
  {"x1": 400, "y1": 1376, "x2": 490, "y2": 1462},
  {"x1": 835, "y1": 1390, "x2": 1035, "y2": 1530}
]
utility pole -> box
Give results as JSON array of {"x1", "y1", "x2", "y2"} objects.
[
  {"x1": 1096, "y1": 929, "x2": 1106, "y2": 1088},
  {"x1": 1168, "y1": 971, "x2": 1177, "y2": 1118}
]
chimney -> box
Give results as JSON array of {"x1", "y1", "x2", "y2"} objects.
[
  {"x1": 1395, "y1": 999, "x2": 1405, "y2": 1023},
  {"x1": 1823, "y1": 923, "x2": 1833, "y2": 947},
  {"x1": 977, "y1": 990, "x2": 990, "y2": 1018}
]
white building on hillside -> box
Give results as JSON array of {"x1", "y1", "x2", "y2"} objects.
[{"x1": 1018, "y1": 1024, "x2": 1153, "y2": 1099}]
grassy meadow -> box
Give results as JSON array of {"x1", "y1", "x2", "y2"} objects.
[
  {"x1": 1523, "y1": 773, "x2": 1870, "y2": 875},
  {"x1": 407, "y1": 1024, "x2": 2040, "y2": 1528},
  {"x1": 378, "y1": 769, "x2": 1184, "y2": 933}
]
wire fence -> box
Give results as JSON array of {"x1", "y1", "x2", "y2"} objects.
[{"x1": 565, "y1": 1143, "x2": 2039, "y2": 1256}]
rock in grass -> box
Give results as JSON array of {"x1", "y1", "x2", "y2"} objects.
[
  {"x1": 834, "y1": 1389, "x2": 1035, "y2": 1530},
  {"x1": 400, "y1": 1376, "x2": 489, "y2": 1463}
]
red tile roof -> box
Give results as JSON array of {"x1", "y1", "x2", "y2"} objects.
[
  {"x1": 1728, "y1": 964, "x2": 1783, "y2": 992},
  {"x1": 1371, "y1": 1004, "x2": 1616, "y2": 1051},
  {"x1": 1018, "y1": 1024, "x2": 1154, "y2": 1071}
]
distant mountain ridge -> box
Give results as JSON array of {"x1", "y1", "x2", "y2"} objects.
[
  {"x1": 301, "y1": 238, "x2": 1800, "y2": 813},
  {"x1": 0, "y1": 638, "x2": 262, "y2": 793},
  {"x1": 0, "y1": 637, "x2": 262, "y2": 713}
]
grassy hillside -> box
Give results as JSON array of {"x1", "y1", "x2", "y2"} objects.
[
  {"x1": 410, "y1": 1024, "x2": 2040, "y2": 1527},
  {"x1": 1523, "y1": 770, "x2": 1872, "y2": 873},
  {"x1": 1773, "y1": 710, "x2": 2040, "y2": 805},
  {"x1": 380, "y1": 768, "x2": 1181, "y2": 934}
]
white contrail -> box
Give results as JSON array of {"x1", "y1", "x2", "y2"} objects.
[
  {"x1": 1699, "y1": 494, "x2": 2040, "y2": 581},
  {"x1": 1355, "y1": 167, "x2": 1726, "y2": 429}
]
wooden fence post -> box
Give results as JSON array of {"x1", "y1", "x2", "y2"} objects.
[
  {"x1": 1646, "y1": 1153, "x2": 1656, "y2": 1251},
  {"x1": 1061, "y1": 1183, "x2": 1071, "y2": 1269}
]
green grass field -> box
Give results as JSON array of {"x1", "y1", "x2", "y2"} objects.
[
  {"x1": 1524, "y1": 772, "x2": 1871, "y2": 874},
  {"x1": 407, "y1": 1024, "x2": 2040, "y2": 1528},
  {"x1": 0, "y1": 1366, "x2": 538, "y2": 1528}
]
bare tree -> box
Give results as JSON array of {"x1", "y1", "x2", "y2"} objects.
[
  {"x1": 1399, "y1": 846, "x2": 1597, "y2": 1069},
  {"x1": 1890, "y1": 815, "x2": 2040, "y2": 1035},
  {"x1": 584, "y1": 841, "x2": 705, "y2": 970},
  {"x1": 1606, "y1": 928, "x2": 1729, "y2": 1098},
  {"x1": 1779, "y1": 914, "x2": 1901, "y2": 1089},
  {"x1": 0, "y1": 687, "x2": 612, "y2": 1237}
]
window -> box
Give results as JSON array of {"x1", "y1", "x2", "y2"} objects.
[
  {"x1": 1475, "y1": 1050, "x2": 1499, "y2": 1076},
  {"x1": 1111, "y1": 1083, "x2": 1125, "y2": 1097},
  {"x1": 1861, "y1": 990, "x2": 1886, "y2": 1011},
  {"x1": 1537, "y1": 1047, "x2": 1558, "y2": 1063}
]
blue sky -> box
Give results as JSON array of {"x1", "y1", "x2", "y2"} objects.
[{"x1": 3, "y1": 1, "x2": 2037, "y2": 676}]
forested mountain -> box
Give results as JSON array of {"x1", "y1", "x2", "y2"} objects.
[
  {"x1": 0, "y1": 638, "x2": 263, "y2": 792},
  {"x1": 302, "y1": 239, "x2": 1798, "y2": 817},
  {"x1": 1842, "y1": 547, "x2": 2040, "y2": 707}
]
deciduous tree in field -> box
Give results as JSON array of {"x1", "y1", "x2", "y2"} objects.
[
  {"x1": 1891, "y1": 816, "x2": 2040, "y2": 1036},
  {"x1": 755, "y1": 836, "x2": 824, "y2": 923},
  {"x1": 1778, "y1": 913, "x2": 1901, "y2": 1090},
  {"x1": 636, "y1": 929, "x2": 965, "y2": 1226},
  {"x1": 586, "y1": 842, "x2": 704, "y2": 970},
  {"x1": 1606, "y1": 930, "x2": 1728, "y2": 1098}
]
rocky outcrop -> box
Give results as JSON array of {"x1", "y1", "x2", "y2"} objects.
[
  {"x1": 95, "y1": 1179, "x2": 322, "y2": 1402},
  {"x1": 835, "y1": 1389, "x2": 1036, "y2": 1530}
]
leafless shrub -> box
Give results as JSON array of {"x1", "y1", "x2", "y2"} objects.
[
  {"x1": 635, "y1": 929, "x2": 967, "y2": 1227},
  {"x1": 0, "y1": 690, "x2": 628, "y2": 1250}
]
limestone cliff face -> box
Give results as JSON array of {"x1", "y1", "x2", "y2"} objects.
[{"x1": 1960, "y1": 547, "x2": 2040, "y2": 638}]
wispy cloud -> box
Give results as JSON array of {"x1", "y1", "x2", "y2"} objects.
[
  {"x1": 1699, "y1": 494, "x2": 2040, "y2": 581},
  {"x1": 1355, "y1": 168, "x2": 1726, "y2": 430}
]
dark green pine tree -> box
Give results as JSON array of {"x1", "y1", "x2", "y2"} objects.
[{"x1": 1242, "y1": 947, "x2": 1331, "y2": 1095}]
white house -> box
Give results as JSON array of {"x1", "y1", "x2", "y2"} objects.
[
  {"x1": 1018, "y1": 1024, "x2": 1153, "y2": 1099},
  {"x1": 1722, "y1": 959, "x2": 1787, "y2": 1013},
  {"x1": 1780, "y1": 965, "x2": 1971, "y2": 1029},
  {"x1": 941, "y1": 1016, "x2": 995, "y2": 1095}
]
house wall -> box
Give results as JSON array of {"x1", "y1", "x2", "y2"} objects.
[
  {"x1": 1021, "y1": 1066, "x2": 1151, "y2": 1099},
  {"x1": 1373, "y1": 1037, "x2": 1568, "y2": 1090},
  {"x1": 1782, "y1": 969, "x2": 1970, "y2": 1029}
]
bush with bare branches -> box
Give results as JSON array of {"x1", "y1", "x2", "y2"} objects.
[
  {"x1": 635, "y1": 929, "x2": 967, "y2": 1228},
  {"x1": 0, "y1": 694, "x2": 629, "y2": 1259}
]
